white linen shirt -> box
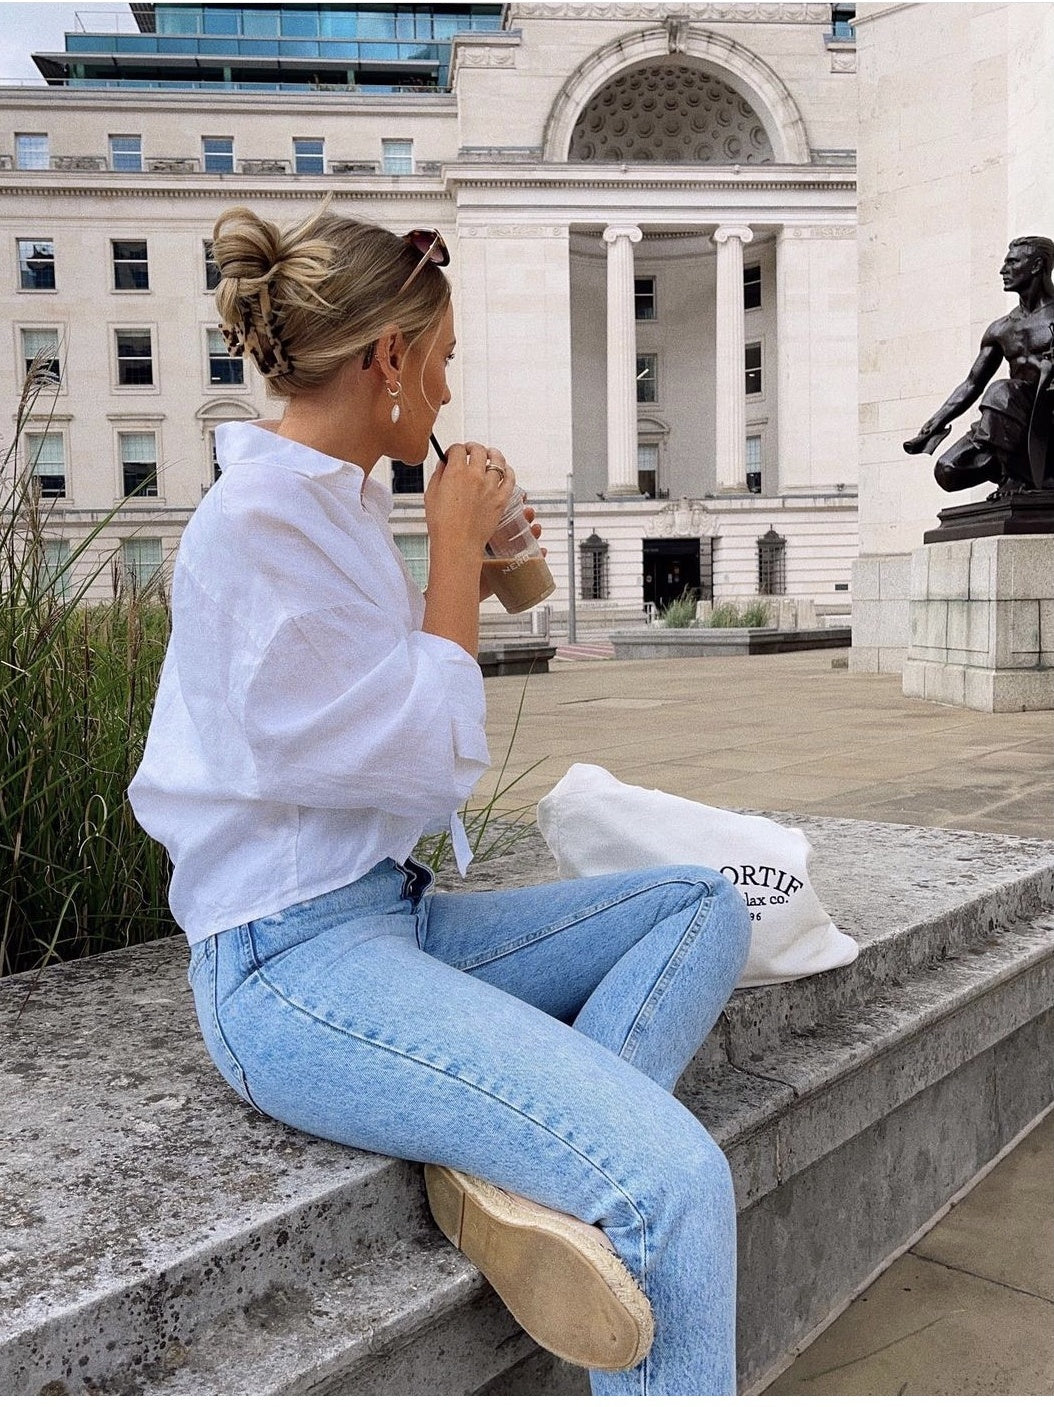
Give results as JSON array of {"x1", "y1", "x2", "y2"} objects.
[{"x1": 128, "y1": 420, "x2": 490, "y2": 945}]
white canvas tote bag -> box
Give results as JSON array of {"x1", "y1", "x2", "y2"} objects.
[{"x1": 536, "y1": 764, "x2": 858, "y2": 987}]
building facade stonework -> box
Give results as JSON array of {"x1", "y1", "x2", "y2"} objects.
[
  {"x1": 1, "y1": 3, "x2": 861, "y2": 615},
  {"x1": 850, "y1": 0, "x2": 1054, "y2": 674}
]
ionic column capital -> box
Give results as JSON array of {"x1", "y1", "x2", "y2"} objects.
[
  {"x1": 712, "y1": 224, "x2": 754, "y2": 248},
  {"x1": 603, "y1": 224, "x2": 643, "y2": 246}
]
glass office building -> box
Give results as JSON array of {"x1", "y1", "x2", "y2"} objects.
[{"x1": 33, "y1": 4, "x2": 504, "y2": 93}]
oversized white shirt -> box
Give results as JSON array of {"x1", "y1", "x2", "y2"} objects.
[{"x1": 128, "y1": 420, "x2": 490, "y2": 945}]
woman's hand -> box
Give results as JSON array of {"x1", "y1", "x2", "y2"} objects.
[
  {"x1": 425, "y1": 442, "x2": 512, "y2": 560},
  {"x1": 423, "y1": 442, "x2": 513, "y2": 656}
]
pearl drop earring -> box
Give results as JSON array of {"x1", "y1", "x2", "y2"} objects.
[{"x1": 387, "y1": 382, "x2": 401, "y2": 424}]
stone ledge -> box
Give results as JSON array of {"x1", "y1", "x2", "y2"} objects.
[
  {"x1": 2, "y1": 817, "x2": 1053, "y2": 1394},
  {"x1": 477, "y1": 641, "x2": 556, "y2": 676},
  {"x1": 611, "y1": 626, "x2": 852, "y2": 658}
]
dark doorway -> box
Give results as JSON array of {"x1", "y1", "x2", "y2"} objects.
[{"x1": 643, "y1": 538, "x2": 713, "y2": 612}]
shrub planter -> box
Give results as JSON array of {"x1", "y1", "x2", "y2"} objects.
[{"x1": 610, "y1": 626, "x2": 852, "y2": 659}]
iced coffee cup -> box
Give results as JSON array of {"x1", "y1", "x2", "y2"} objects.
[{"x1": 484, "y1": 490, "x2": 556, "y2": 614}]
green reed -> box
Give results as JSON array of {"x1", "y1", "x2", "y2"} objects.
[
  {"x1": 1, "y1": 364, "x2": 174, "y2": 977},
  {"x1": 659, "y1": 589, "x2": 699, "y2": 628}
]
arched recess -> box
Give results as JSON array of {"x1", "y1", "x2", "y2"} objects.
[
  {"x1": 543, "y1": 25, "x2": 810, "y2": 165},
  {"x1": 195, "y1": 397, "x2": 260, "y2": 423}
]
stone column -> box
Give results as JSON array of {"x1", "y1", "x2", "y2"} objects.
[
  {"x1": 713, "y1": 224, "x2": 753, "y2": 492},
  {"x1": 603, "y1": 223, "x2": 643, "y2": 497}
]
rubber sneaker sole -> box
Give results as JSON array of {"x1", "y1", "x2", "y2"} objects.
[{"x1": 424, "y1": 1164, "x2": 654, "y2": 1372}]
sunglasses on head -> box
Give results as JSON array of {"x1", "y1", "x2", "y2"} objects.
[
  {"x1": 398, "y1": 227, "x2": 450, "y2": 293},
  {"x1": 362, "y1": 229, "x2": 451, "y2": 369}
]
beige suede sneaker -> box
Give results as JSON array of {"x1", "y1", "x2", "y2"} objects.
[{"x1": 424, "y1": 1164, "x2": 654, "y2": 1372}]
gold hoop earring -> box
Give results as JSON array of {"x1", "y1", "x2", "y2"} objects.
[{"x1": 387, "y1": 382, "x2": 401, "y2": 424}]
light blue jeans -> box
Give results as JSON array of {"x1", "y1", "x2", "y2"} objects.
[{"x1": 189, "y1": 858, "x2": 751, "y2": 1395}]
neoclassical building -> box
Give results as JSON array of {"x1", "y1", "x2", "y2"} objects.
[{"x1": 1, "y1": 2, "x2": 860, "y2": 616}]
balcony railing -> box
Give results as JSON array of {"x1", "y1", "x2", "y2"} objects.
[{"x1": 2, "y1": 154, "x2": 445, "y2": 178}]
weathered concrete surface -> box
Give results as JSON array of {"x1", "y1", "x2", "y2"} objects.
[
  {"x1": 2, "y1": 815, "x2": 1053, "y2": 1395},
  {"x1": 610, "y1": 626, "x2": 851, "y2": 659}
]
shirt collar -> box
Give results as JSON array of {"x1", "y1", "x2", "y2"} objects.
[{"x1": 214, "y1": 420, "x2": 393, "y2": 515}]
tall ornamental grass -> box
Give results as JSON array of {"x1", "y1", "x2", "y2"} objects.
[{"x1": 1, "y1": 366, "x2": 174, "y2": 977}]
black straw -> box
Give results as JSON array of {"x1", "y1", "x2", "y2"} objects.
[{"x1": 430, "y1": 433, "x2": 447, "y2": 463}]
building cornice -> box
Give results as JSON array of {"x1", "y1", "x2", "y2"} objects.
[
  {"x1": 0, "y1": 162, "x2": 855, "y2": 204},
  {"x1": 0, "y1": 87, "x2": 458, "y2": 115},
  {"x1": 508, "y1": 3, "x2": 833, "y2": 22},
  {"x1": 0, "y1": 175, "x2": 452, "y2": 201},
  {"x1": 448, "y1": 164, "x2": 855, "y2": 193}
]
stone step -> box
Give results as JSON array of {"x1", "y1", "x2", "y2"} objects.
[{"x1": 2, "y1": 817, "x2": 1052, "y2": 1394}]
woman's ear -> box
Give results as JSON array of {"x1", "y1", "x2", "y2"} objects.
[{"x1": 373, "y1": 323, "x2": 405, "y2": 382}]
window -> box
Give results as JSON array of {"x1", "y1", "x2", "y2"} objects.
[
  {"x1": 757, "y1": 529, "x2": 786, "y2": 596},
  {"x1": 112, "y1": 240, "x2": 149, "y2": 291},
  {"x1": 391, "y1": 459, "x2": 424, "y2": 494},
  {"x1": 122, "y1": 536, "x2": 163, "y2": 591},
  {"x1": 207, "y1": 327, "x2": 243, "y2": 384},
  {"x1": 203, "y1": 137, "x2": 234, "y2": 173},
  {"x1": 119, "y1": 432, "x2": 158, "y2": 497},
  {"x1": 579, "y1": 532, "x2": 609, "y2": 601},
  {"x1": 637, "y1": 442, "x2": 659, "y2": 499},
  {"x1": 393, "y1": 533, "x2": 428, "y2": 590},
  {"x1": 17, "y1": 240, "x2": 55, "y2": 291},
  {"x1": 204, "y1": 239, "x2": 221, "y2": 291},
  {"x1": 43, "y1": 539, "x2": 72, "y2": 599},
  {"x1": 109, "y1": 135, "x2": 142, "y2": 172},
  {"x1": 294, "y1": 138, "x2": 325, "y2": 174},
  {"x1": 381, "y1": 138, "x2": 414, "y2": 175},
  {"x1": 744, "y1": 264, "x2": 761, "y2": 310},
  {"x1": 25, "y1": 431, "x2": 66, "y2": 498},
  {"x1": 209, "y1": 430, "x2": 221, "y2": 481},
  {"x1": 636, "y1": 353, "x2": 658, "y2": 404},
  {"x1": 745, "y1": 342, "x2": 762, "y2": 396},
  {"x1": 635, "y1": 277, "x2": 656, "y2": 321},
  {"x1": 115, "y1": 329, "x2": 154, "y2": 386},
  {"x1": 21, "y1": 328, "x2": 61, "y2": 385},
  {"x1": 15, "y1": 134, "x2": 49, "y2": 170},
  {"x1": 746, "y1": 434, "x2": 762, "y2": 493},
  {"x1": 830, "y1": 4, "x2": 856, "y2": 40}
]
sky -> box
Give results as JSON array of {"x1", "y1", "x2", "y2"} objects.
[{"x1": 0, "y1": 2, "x2": 134, "y2": 83}]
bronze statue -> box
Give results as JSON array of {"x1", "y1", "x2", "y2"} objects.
[{"x1": 904, "y1": 236, "x2": 1054, "y2": 497}]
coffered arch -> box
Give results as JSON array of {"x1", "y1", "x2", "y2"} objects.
[{"x1": 543, "y1": 25, "x2": 811, "y2": 165}]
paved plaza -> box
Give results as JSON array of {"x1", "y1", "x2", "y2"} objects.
[{"x1": 477, "y1": 649, "x2": 1054, "y2": 1395}]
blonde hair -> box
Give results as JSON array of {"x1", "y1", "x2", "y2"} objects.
[{"x1": 212, "y1": 202, "x2": 450, "y2": 396}]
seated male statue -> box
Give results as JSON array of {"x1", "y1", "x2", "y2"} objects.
[{"x1": 904, "y1": 235, "x2": 1054, "y2": 497}]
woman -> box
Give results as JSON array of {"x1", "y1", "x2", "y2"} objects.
[{"x1": 128, "y1": 204, "x2": 751, "y2": 1396}]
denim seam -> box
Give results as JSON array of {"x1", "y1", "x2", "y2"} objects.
[
  {"x1": 619, "y1": 888, "x2": 714, "y2": 1066},
  {"x1": 245, "y1": 958, "x2": 651, "y2": 1288},
  {"x1": 206, "y1": 933, "x2": 261, "y2": 1110},
  {"x1": 457, "y1": 875, "x2": 713, "y2": 974}
]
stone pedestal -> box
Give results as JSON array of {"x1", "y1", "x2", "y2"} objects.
[
  {"x1": 924, "y1": 489, "x2": 1054, "y2": 544},
  {"x1": 903, "y1": 535, "x2": 1054, "y2": 712}
]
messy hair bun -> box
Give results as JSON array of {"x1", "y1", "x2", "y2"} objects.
[{"x1": 213, "y1": 201, "x2": 450, "y2": 394}]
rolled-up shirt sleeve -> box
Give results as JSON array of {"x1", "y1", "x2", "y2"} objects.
[{"x1": 239, "y1": 602, "x2": 490, "y2": 815}]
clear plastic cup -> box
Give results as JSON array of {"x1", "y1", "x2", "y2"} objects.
[{"x1": 484, "y1": 490, "x2": 556, "y2": 613}]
